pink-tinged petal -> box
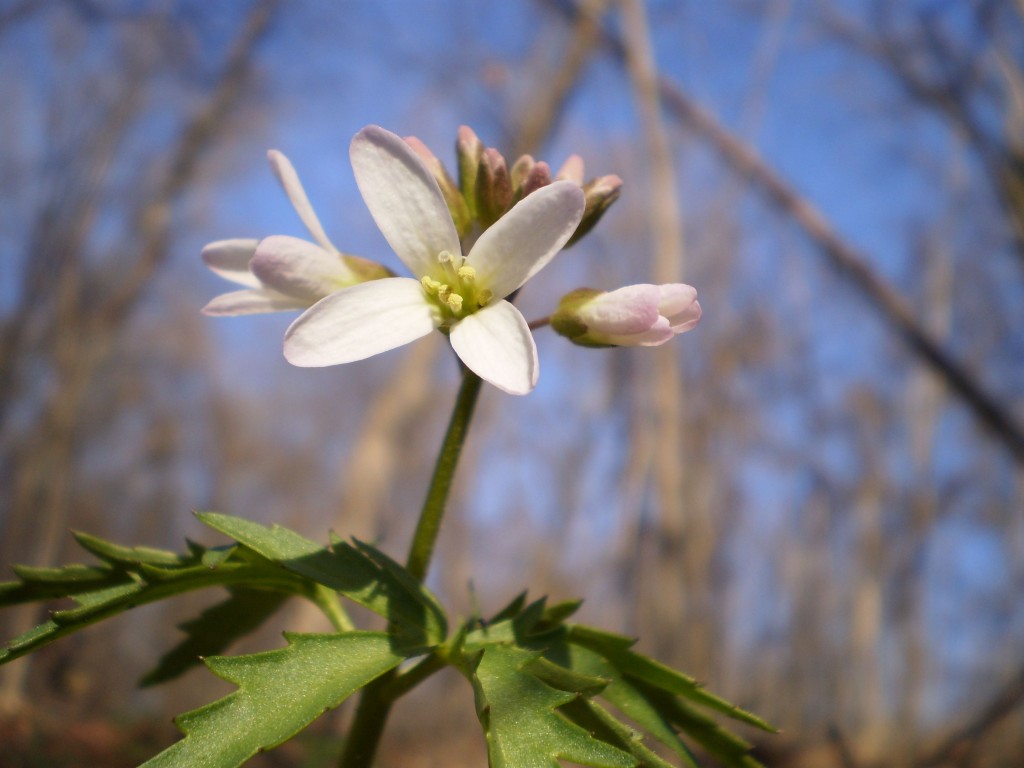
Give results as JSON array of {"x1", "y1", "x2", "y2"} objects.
[
  {"x1": 466, "y1": 180, "x2": 585, "y2": 300},
  {"x1": 350, "y1": 125, "x2": 461, "y2": 278},
  {"x1": 202, "y1": 288, "x2": 308, "y2": 316},
  {"x1": 201, "y1": 239, "x2": 260, "y2": 287},
  {"x1": 251, "y1": 235, "x2": 356, "y2": 301},
  {"x1": 267, "y1": 150, "x2": 336, "y2": 253},
  {"x1": 283, "y1": 277, "x2": 438, "y2": 367},
  {"x1": 607, "y1": 316, "x2": 675, "y2": 347},
  {"x1": 449, "y1": 300, "x2": 538, "y2": 395},
  {"x1": 656, "y1": 283, "x2": 697, "y2": 317},
  {"x1": 576, "y1": 284, "x2": 660, "y2": 335},
  {"x1": 669, "y1": 298, "x2": 701, "y2": 333},
  {"x1": 555, "y1": 154, "x2": 585, "y2": 184}
]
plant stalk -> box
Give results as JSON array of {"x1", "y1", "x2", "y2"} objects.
[{"x1": 337, "y1": 367, "x2": 483, "y2": 768}]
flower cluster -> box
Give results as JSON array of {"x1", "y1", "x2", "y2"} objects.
[{"x1": 202, "y1": 124, "x2": 700, "y2": 395}]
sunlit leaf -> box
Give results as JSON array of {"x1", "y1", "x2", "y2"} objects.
[
  {"x1": 141, "y1": 588, "x2": 291, "y2": 686},
  {"x1": 143, "y1": 632, "x2": 404, "y2": 768}
]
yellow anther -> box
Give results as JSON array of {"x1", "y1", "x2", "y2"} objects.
[
  {"x1": 457, "y1": 265, "x2": 476, "y2": 281},
  {"x1": 421, "y1": 276, "x2": 441, "y2": 294},
  {"x1": 438, "y1": 284, "x2": 452, "y2": 301},
  {"x1": 477, "y1": 289, "x2": 493, "y2": 307},
  {"x1": 446, "y1": 292, "x2": 464, "y2": 312}
]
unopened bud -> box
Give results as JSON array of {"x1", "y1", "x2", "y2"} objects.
[
  {"x1": 476, "y1": 147, "x2": 513, "y2": 226},
  {"x1": 555, "y1": 154, "x2": 585, "y2": 184},
  {"x1": 510, "y1": 154, "x2": 536, "y2": 195},
  {"x1": 521, "y1": 161, "x2": 552, "y2": 197},
  {"x1": 552, "y1": 283, "x2": 700, "y2": 347},
  {"x1": 457, "y1": 125, "x2": 484, "y2": 222},
  {"x1": 566, "y1": 174, "x2": 623, "y2": 247},
  {"x1": 406, "y1": 135, "x2": 470, "y2": 236}
]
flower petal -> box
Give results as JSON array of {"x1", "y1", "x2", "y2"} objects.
[
  {"x1": 283, "y1": 277, "x2": 438, "y2": 367},
  {"x1": 466, "y1": 180, "x2": 585, "y2": 300},
  {"x1": 202, "y1": 288, "x2": 308, "y2": 316},
  {"x1": 577, "y1": 284, "x2": 660, "y2": 335},
  {"x1": 607, "y1": 317, "x2": 675, "y2": 347},
  {"x1": 449, "y1": 300, "x2": 538, "y2": 395},
  {"x1": 201, "y1": 239, "x2": 260, "y2": 287},
  {"x1": 267, "y1": 150, "x2": 336, "y2": 253},
  {"x1": 251, "y1": 235, "x2": 356, "y2": 301},
  {"x1": 350, "y1": 125, "x2": 461, "y2": 278},
  {"x1": 657, "y1": 284, "x2": 701, "y2": 332}
]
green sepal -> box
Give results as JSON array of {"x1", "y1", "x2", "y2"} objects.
[
  {"x1": 196, "y1": 512, "x2": 447, "y2": 649},
  {"x1": 140, "y1": 588, "x2": 291, "y2": 687},
  {"x1": 142, "y1": 631, "x2": 405, "y2": 768}
]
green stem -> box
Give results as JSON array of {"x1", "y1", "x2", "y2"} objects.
[
  {"x1": 337, "y1": 367, "x2": 483, "y2": 768},
  {"x1": 405, "y1": 367, "x2": 483, "y2": 582}
]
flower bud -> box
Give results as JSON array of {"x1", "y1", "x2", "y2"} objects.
[
  {"x1": 475, "y1": 147, "x2": 513, "y2": 227},
  {"x1": 552, "y1": 283, "x2": 701, "y2": 347},
  {"x1": 555, "y1": 154, "x2": 585, "y2": 184},
  {"x1": 456, "y1": 125, "x2": 484, "y2": 221},
  {"x1": 521, "y1": 160, "x2": 552, "y2": 198},
  {"x1": 566, "y1": 174, "x2": 623, "y2": 246},
  {"x1": 406, "y1": 135, "x2": 471, "y2": 236},
  {"x1": 510, "y1": 153, "x2": 536, "y2": 194}
]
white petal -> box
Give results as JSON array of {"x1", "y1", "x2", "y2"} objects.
[
  {"x1": 449, "y1": 301, "x2": 538, "y2": 395},
  {"x1": 251, "y1": 235, "x2": 356, "y2": 301},
  {"x1": 349, "y1": 125, "x2": 461, "y2": 278},
  {"x1": 657, "y1": 284, "x2": 698, "y2": 319},
  {"x1": 607, "y1": 317, "x2": 675, "y2": 347},
  {"x1": 466, "y1": 180, "x2": 585, "y2": 300},
  {"x1": 267, "y1": 149, "x2": 336, "y2": 253},
  {"x1": 283, "y1": 277, "x2": 438, "y2": 367},
  {"x1": 668, "y1": 298, "x2": 701, "y2": 333},
  {"x1": 578, "y1": 284, "x2": 660, "y2": 334},
  {"x1": 202, "y1": 239, "x2": 260, "y2": 287},
  {"x1": 202, "y1": 288, "x2": 308, "y2": 316}
]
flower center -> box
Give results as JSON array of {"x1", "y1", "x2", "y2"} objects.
[{"x1": 420, "y1": 250, "x2": 493, "y2": 326}]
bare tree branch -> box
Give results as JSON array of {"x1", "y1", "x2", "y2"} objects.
[{"x1": 544, "y1": 0, "x2": 1024, "y2": 464}]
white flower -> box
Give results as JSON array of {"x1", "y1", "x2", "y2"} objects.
[
  {"x1": 552, "y1": 283, "x2": 702, "y2": 347},
  {"x1": 283, "y1": 125, "x2": 586, "y2": 395},
  {"x1": 201, "y1": 150, "x2": 389, "y2": 316}
]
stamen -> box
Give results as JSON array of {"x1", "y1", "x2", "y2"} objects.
[
  {"x1": 477, "y1": 289, "x2": 493, "y2": 307},
  {"x1": 438, "y1": 284, "x2": 452, "y2": 301},
  {"x1": 446, "y1": 293, "x2": 464, "y2": 312},
  {"x1": 457, "y1": 265, "x2": 476, "y2": 281},
  {"x1": 421, "y1": 276, "x2": 441, "y2": 294}
]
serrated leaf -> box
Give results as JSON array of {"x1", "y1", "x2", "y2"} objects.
[
  {"x1": 632, "y1": 680, "x2": 764, "y2": 768},
  {"x1": 143, "y1": 632, "x2": 404, "y2": 768},
  {"x1": 562, "y1": 642, "x2": 698, "y2": 767},
  {"x1": 560, "y1": 697, "x2": 676, "y2": 768},
  {"x1": 73, "y1": 531, "x2": 188, "y2": 567},
  {"x1": 141, "y1": 588, "x2": 291, "y2": 686},
  {"x1": 569, "y1": 625, "x2": 773, "y2": 733},
  {"x1": 469, "y1": 644, "x2": 635, "y2": 768},
  {"x1": 488, "y1": 591, "x2": 528, "y2": 624},
  {"x1": 197, "y1": 513, "x2": 446, "y2": 648},
  {"x1": 1, "y1": 534, "x2": 312, "y2": 666}
]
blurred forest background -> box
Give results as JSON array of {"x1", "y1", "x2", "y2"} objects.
[{"x1": 1, "y1": 0, "x2": 1023, "y2": 766}]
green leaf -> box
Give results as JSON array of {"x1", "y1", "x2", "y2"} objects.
[
  {"x1": 467, "y1": 644, "x2": 635, "y2": 768},
  {"x1": 569, "y1": 625, "x2": 774, "y2": 733},
  {"x1": 141, "y1": 588, "x2": 291, "y2": 686},
  {"x1": 1, "y1": 534, "x2": 311, "y2": 666},
  {"x1": 197, "y1": 512, "x2": 447, "y2": 648},
  {"x1": 143, "y1": 631, "x2": 404, "y2": 768},
  {"x1": 560, "y1": 697, "x2": 676, "y2": 768}
]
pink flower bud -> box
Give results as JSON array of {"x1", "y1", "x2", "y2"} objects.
[{"x1": 552, "y1": 283, "x2": 701, "y2": 347}]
